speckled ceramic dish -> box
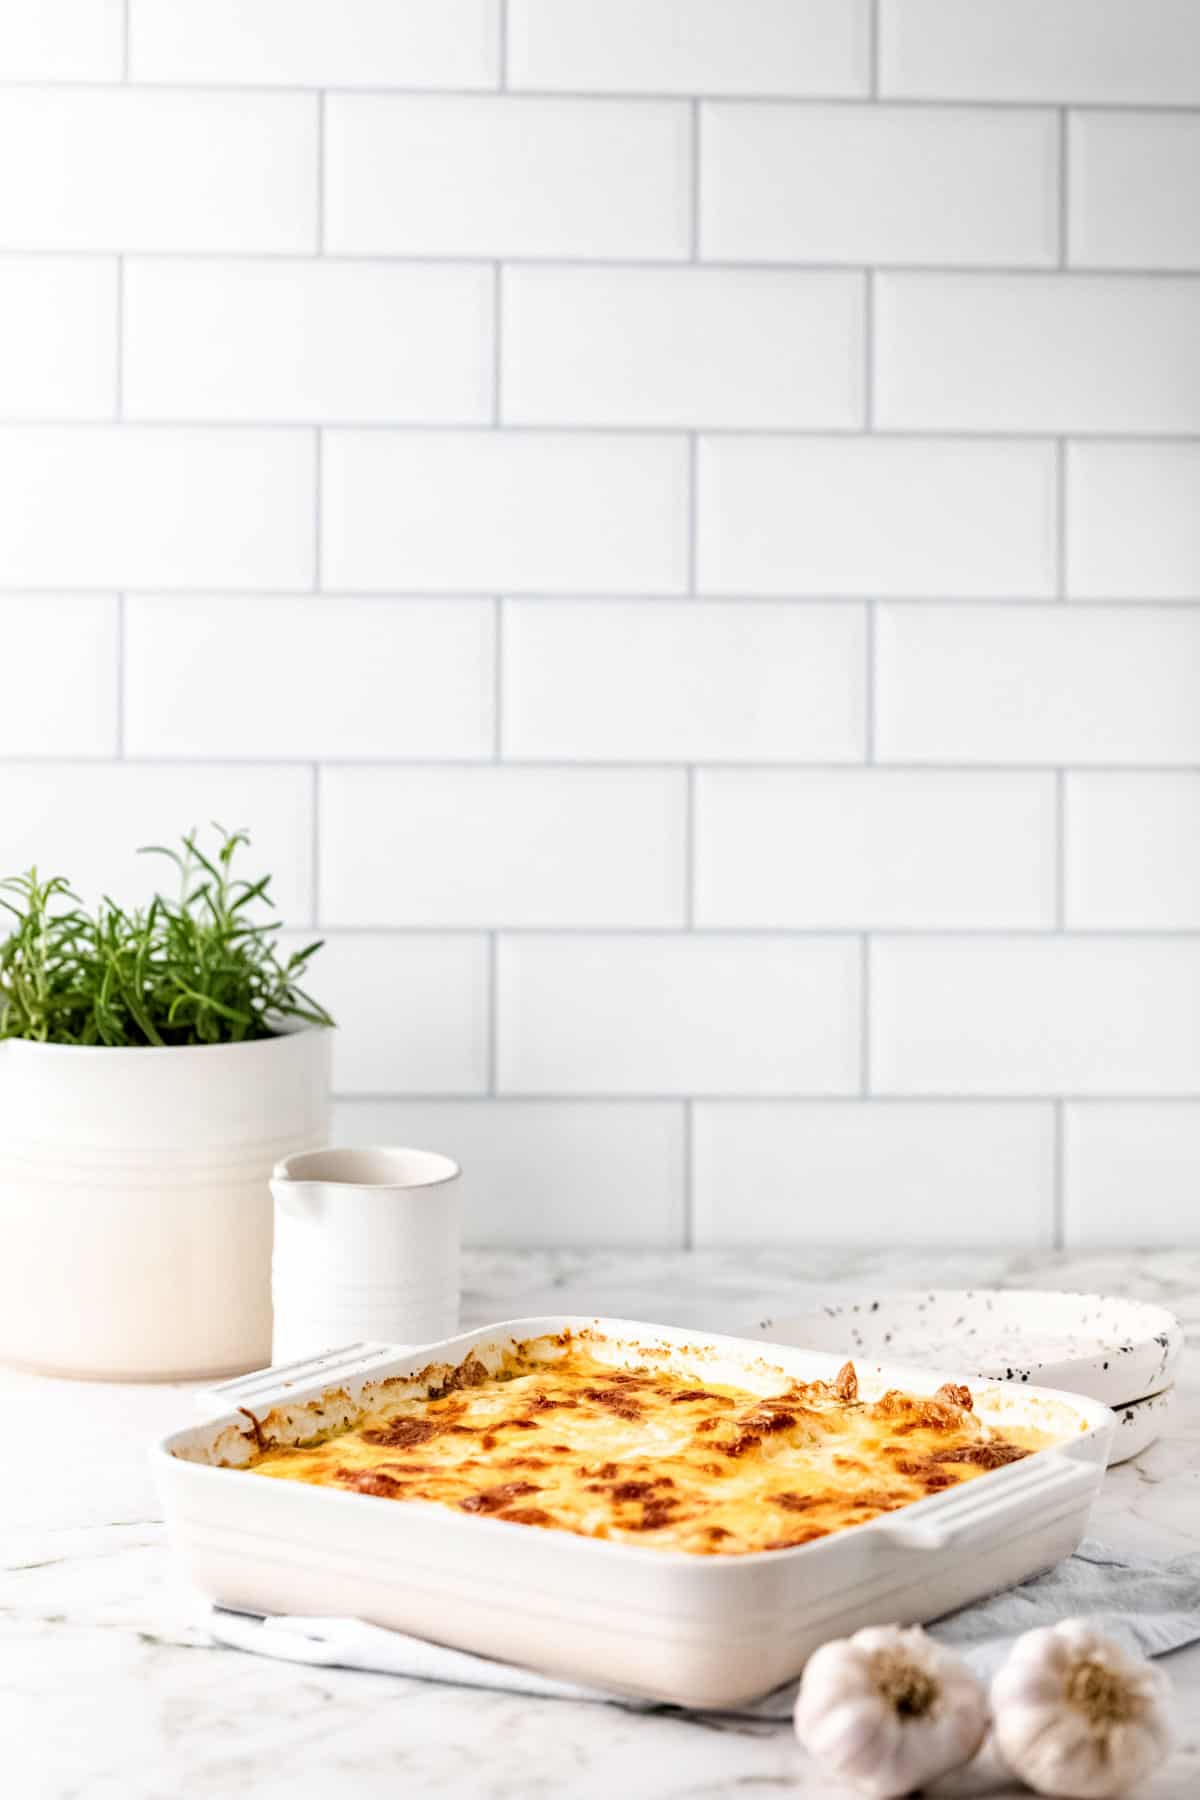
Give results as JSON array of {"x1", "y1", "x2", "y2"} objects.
[
  {"x1": 1107, "y1": 1387, "x2": 1175, "y2": 1467},
  {"x1": 746, "y1": 1290, "x2": 1182, "y2": 1408}
]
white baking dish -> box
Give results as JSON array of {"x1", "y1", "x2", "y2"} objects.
[{"x1": 153, "y1": 1315, "x2": 1115, "y2": 1710}]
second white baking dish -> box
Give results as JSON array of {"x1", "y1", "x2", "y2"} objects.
[{"x1": 153, "y1": 1315, "x2": 1115, "y2": 1710}]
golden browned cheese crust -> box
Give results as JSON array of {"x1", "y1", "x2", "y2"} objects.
[{"x1": 243, "y1": 1342, "x2": 1051, "y2": 1555}]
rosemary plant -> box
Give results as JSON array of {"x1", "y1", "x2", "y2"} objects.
[{"x1": 0, "y1": 827, "x2": 333, "y2": 1047}]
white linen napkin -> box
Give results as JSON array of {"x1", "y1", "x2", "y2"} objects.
[{"x1": 195, "y1": 1538, "x2": 1200, "y2": 1720}]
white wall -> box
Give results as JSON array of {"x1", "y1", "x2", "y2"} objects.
[{"x1": 3, "y1": 0, "x2": 1200, "y2": 1247}]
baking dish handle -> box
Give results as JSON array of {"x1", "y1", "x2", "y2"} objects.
[
  {"x1": 192, "y1": 1340, "x2": 403, "y2": 1416},
  {"x1": 876, "y1": 1453, "x2": 1098, "y2": 1554}
]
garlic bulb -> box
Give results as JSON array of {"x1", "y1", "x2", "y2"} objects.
[
  {"x1": 794, "y1": 1623, "x2": 989, "y2": 1798},
  {"x1": 991, "y1": 1620, "x2": 1171, "y2": 1798}
]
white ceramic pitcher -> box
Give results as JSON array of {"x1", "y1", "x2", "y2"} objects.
[{"x1": 270, "y1": 1145, "x2": 461, "y2": 1364}]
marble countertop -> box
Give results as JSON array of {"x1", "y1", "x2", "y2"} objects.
[{"x1": 4, "y1": 1246, "x2": 1198, "y2": 1799}]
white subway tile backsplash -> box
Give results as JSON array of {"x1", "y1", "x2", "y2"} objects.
[
  {"x1": 124, "y1": 260, "x2": 493, "y2": 424},
  {"x1": 1068, "y1": 442, "x2": 1200, "y2": 601},
  {"x1": 1066, "y1": 774, "x2": 1200, "y2": 929},
  {"x1": 334, "y1": 1099, "x2": 686, "y2": 1245},
  {"x1": 877, "y1": 605, "x2": 1200, "y2": 765},
  {"x1": 0, "y1": 595, "x2": 118, "y2": 757},
  {"x1": 502, "y1": 601, "x2": 864, "y2": 763},
  {"x1": 880, "y1": 0, "x2": 1200, "y2": 104},
  {"x1": 873, "y1": 938, "x2": 1200, "y2": 1095},
  {"x1": 0, "y1": 0, "x2": 122, "y2": 81},
  {"x1": 323, "y1": 432, "x2": 688, "y2": 593},
  {"x1": 0, "y1": 258, "x2": 116, "y2": 421},
  {"x1": 1064, "y1": 1104, "x2": 1200, "y2": 1245},
  {"x1": 0, "y1": 763, "x2": 313, "y2": 917},
  {"x1": 508, "y1": 0, "x2": 869, "y2": 97},
  {"x1": 294, "y1": 933, "x2": 490, "y2": 1096},
  {"x1": 698, "y1": 437, "x2": 1055, "y2": 598},
  {"x1": 693, "y1": 1102, "x2": 1055, "y2": 1244},
  {"x1": 129, "y1": 0, "x2": 499, "y2": 89},
  {"x1": 876, "y1": 274, "x2": 1200, "y2": 434},
  {"x1": 0, "y1": 427, "x2": 314, "y2": 590},
  {"x1": 502, "y1": 266, "x2": 863, "y2": 429},
  {"x1": 125, "y1": 595, "x2": 493, "y2": 759},
  {"x1": 320, "y1": 767, "x2": 685, "y2": 927},
  {"x1": 498, "y1": 936, "x2": 860, "y2": 1095},
  {"x1": 0, "y1": 4, "x2": 1194, "y2": 1252},
  {"x1": 701, "y1": 105, "x2": 1057, "y2": 267},
  {"x1": 1071, "y1": 114, "x2": 1200, "y2": 271},
  {"x1": 326, "y1": 96, "x2": 690, "y2": 259},
  {"x1": 0, "y1": 90, "x2": 317, "y2": 253},
  {"x1": 695, "y1": 771, "x2": 1055, "y2": 929}
]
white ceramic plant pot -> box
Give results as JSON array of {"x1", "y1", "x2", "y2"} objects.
[{"x1": 0, "y1": 1026, "x2": 331, "y2": 1381}]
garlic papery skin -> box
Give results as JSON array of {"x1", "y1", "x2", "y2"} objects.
[
  {"x1": 992, "y1": 1620, "x2": 1171, "y2": 1798},
  {"x1": 794, "y1": 1624, "x2": 989, "y2": 1799}
]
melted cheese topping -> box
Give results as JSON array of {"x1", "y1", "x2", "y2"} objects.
[{"x1": 242, "y1": 1339, "x2": 1054, "y2": 1556}]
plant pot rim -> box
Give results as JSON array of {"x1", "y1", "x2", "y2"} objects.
[{"x1": 0, "y1": 1020, "x2": 331, "y2": 1057}]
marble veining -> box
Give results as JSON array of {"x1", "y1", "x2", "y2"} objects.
[{"x1": 2, "y1": 1247, "x2": 1198, "y2": 1798}]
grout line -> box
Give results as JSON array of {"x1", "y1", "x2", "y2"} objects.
[
  {"x1": 114, "y1": 256, "x2": 124, "y2": 418},
  {"x1": 689, "y1": 100, "x2": 701, "y2": 260},
  {"x1": 864, "y1": 600, "x2": 876, "y2": 763},
  {"x1": 114, "y1": 593, "x2": 125, "y2": 757},
  {"x1": 497, "y1": 0, "x2": 508, "y2": 89},
  {"x1": 15, "y1": 78, "x2": 1198, "y2": 114},
  {"x1": 492, "y1": 263, "x2": 503, "y2": 424},
  {"x1": 10, "y1": 249, "x2": 1200, "y2": 279},
  {"x1": 1056, "y1": 770, "x2": 1068, "y2": 929},
  {"x1": 6, "y1": 587, "x2": 1200, "y2": 612},
  {"x1": 315, "y1": 91, "x2": 326, "y2": 254},
  {"x1": 1053, "y1": 1100, "x2": 1066, "y2": 1249},
  {"x1": 312, "y1": 427, "x2": 323, "y2": 590},
  {"x1": 4, "y1": 588, "x2": 1200, "y2": 613},
  {"x1": 493, "y1": 597, "x2": 504, "y2": 758},
  {"x1": 121, "y1": 0, "x2": 130, "y2": 78},
  {"x1": 684, "y1": 766, "x2": 696, "y2": 927},
  {"x1": 859, "y1": 935, "x2": 872, "y2": 1094},
  {"x1": 6, "y1": 416, "x2": 1200, "y2": 443},
  {"x1": 310, "y1": 764, "x2": 321, "y2": 924},
  {"x1": 205, "y1": 921, "x2": 1200, "y2": 941},
  {"x1": 861, "y1": 269, "x2": 874, "y2": 429},
  {"x1": 682, "y1": 1098, "x2": 695, "y2": 1249},
  {"x1": 330, "y1": 1089, "x2": 1200, "y2": 1105},
  {"x1": 1055, "y1": 439, "x2": 1068, "y2": 599},
  {"x1": 686, "y1": 432, "x2": 699, "y2": 591},
  {"x1": 1054, "y1": 424, "x2": 1069, "y2": 963},
  {"x1": 869, "y1": 0, "x2": 880, "y2": 99},
  {"x1": 1058, "y1": 110, "x2": 1069, "y2": 269},
  {"x1": 487, "y1": 932, "x2": 499, "y2": 1093},
  {"x1": 6, "y1": 752, "x2": 1200, "y2": 776}
]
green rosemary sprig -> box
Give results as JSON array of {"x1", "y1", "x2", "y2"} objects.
[{"x1": 0, "y1": 827, "x2": 333, "y2": 1047}]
